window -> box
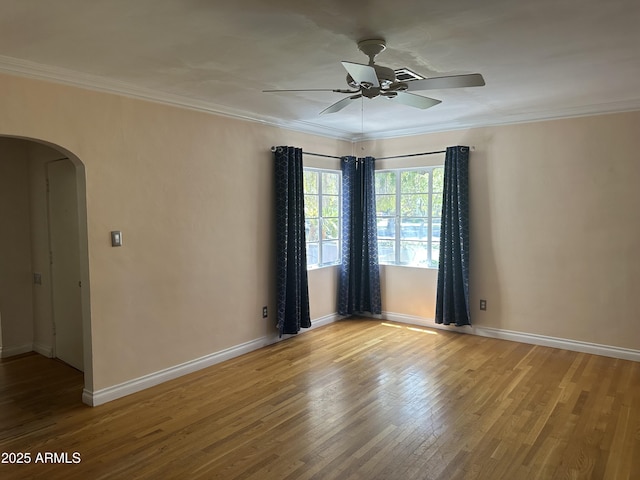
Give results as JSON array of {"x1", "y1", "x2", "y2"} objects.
[
  {"x1": 375, "y1": 166, "x2": 444, "y2": 268},
  {"x1": 303, "y1": 169, "x2": 341, "y2": 268}
]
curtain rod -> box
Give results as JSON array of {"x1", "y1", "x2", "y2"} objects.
[
  {"x1": 271, "y1": 146, "x2": 342, "y2": 159},
  {"x1": 271, "y1": 146, "x2": 459, "y2": 160},
  {"x1": 303, "y1": 151, "x2": 342, "y2": 159},
  {"x1": 376, "y1": 150, "x2": 446, "y2": 160}
]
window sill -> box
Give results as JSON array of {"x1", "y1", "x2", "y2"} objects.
[
  {"x1": 378, "y1": 262, "x2": 439, "y2": 270},
  {"x1": 307, "y1": 263, "x2": 341, "y2": 271}
]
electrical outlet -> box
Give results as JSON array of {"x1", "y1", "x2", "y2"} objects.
[
  {"x1": 262, "y1": 306, "x2": 268, "y2": 318},
  {"x1": 479, "y1": 299, "x2": 487, "y2": 311}
]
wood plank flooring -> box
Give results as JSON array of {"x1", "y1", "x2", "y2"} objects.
[{"x1": 1, "y1": 319, "x2": 639, "y2": 479}]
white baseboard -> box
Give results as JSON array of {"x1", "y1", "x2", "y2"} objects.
[
  {"x1": 0, "y1": 342, "x2": 53, "y2": 358},
  {"x1": 82, "y1": 309, "x2": 640, "y2": 407},
  {"x1": 0, "y1": 343, "x2": 33, "y2": 358},
  {"x1": 83, "y1": 313, "x2": 340, "y2": 407},
  {"x1": 33, "y1": 342, "x2": 53, "y2": 358},
  {"x1": 381, "y1": 311, "x2": 640, "y2": 362}
]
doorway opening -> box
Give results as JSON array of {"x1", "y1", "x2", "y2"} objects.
[{"x1": 0, "y1": 136, "x2": 92, "y2": 402}]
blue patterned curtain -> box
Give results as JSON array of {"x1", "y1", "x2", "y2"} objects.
[
  {"x1": 274, "y1": 146, "x2": 311, "y2": 335},
  {"x1": 435, "y1": 146, "x2": 471, "y2": 326},
  {"x1": 338, "y1": 156, "x2": 382, "y2": 315}
]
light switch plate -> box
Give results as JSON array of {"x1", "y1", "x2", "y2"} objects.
[{"x1": 111, "y1": 231, "x2": 123, "y2": 247}]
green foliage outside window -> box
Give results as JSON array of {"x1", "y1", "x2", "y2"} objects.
[{"x1": 304, "y1": 169, "x2": 341, "y2": 267}]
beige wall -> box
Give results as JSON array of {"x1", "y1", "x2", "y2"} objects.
[
  {"x1": 1, "y1": 69, "x2": 638, "y2": 397},
  {"x1": 0, "y1": 72, "x2": 347, "y2": 390},
  {"x1": 361, "y1": 111, "x2": 640, "y2": 350},
  {"x1": 0, "y1": 138, "x2": 34, "y2": 353}
]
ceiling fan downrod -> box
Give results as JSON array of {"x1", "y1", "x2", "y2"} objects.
[{"x1": 357, "y1": 39, "x2": 387, "y2": 65}]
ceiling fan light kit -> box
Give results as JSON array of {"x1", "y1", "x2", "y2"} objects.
[{"x1": 263, "y1": 38, "x2": 485, "y2": 115}]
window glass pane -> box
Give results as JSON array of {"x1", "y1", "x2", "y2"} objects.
[
  {"x1": 370, "y1": 166, "x2": 443, "y2": 269},
  {"x1": 431, "y1": 242, "x2": 440, "y2": 268},
  {"x1": 321, "y1": 240, "x2": 340, "y2": 264},
  {"x1": 433, "y1": 167, "x2": 444, "y2": 192},
  {"x1": 305, "y1": 219, "x2": 319, "y2": 242},
  {"x1": 401, "y1": 170, "x2": 429, "y2": 193},
  {"x1": 304, "y1": 195, "x2": 318, "y2": 218},
  {"x1": 304, "y1": 170, "x2": 318, "y2": 194},
  {"x1": 377, "y1": 240, "x2": 396, "y2": 264},
  {"x1": 322, "y1": 195, "x2": 339, "y2": 217},
  {"x1": 432, "y1": 218, "x2": 441, "y2": 241},
  {"x1": 376, "y1": 194, "x2": 396, "y2": 216},
  {"x1": 322, "y1": 218, "x2": 339, "y2": 240},
  {"x1": 377, "y1": 217, "x2": 396, "y2": 239},
  {"x1": 401, "y1": 193, "x2": 429, "y2": 216},
  {"x1": 432, "y1": 193, "x2": 443, "y2": 218},
  {"x1": 322, "y1": 172, "x2": 339, "y2": 195},
  {"x1": 304, "y1": 168, "x2": 342, "y2": 269},
  {"x1": 400, "y1": 241, "x2": 429, "y2": 266},
  {"x1": 400, "y1": 218, "x2": 428, "y2": 240},
  {"x1": 306, "y1": 243, "x2": 319, "y2": 267},
  {"x1": 375, "y1": 171, "x2": 396, "y2": 194}
]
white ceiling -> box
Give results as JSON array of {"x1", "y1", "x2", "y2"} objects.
[{"x1": 1, "y1": 0, "x2": 639, "y2": 140}]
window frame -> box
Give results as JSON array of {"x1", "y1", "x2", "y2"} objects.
[
  {"x1": 303, "y1": 167, "x2": 342, "y2": 269},
  {"x1": 375, "y1": 165, "x2": 443, "y2": 269}
]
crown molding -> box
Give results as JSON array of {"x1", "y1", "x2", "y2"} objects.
[
  {"x1": 0, "y1": 55, "x2": 355, "y2": 141},
  {"x1": 1, "y1": 55, "x2": 639, "y2": 143},
  {"x1": 353, "y1": 100, "x2": 640, "y2": 141}
]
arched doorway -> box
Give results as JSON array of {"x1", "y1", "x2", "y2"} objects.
[{"x1": 0, "y1": 135, "x2": 93, "y2": 400}]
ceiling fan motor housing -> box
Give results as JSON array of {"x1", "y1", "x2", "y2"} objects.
[{"x1": 346, "y1": 63, "x2": 396, "y2": 88}]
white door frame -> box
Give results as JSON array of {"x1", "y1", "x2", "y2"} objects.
[{"x1": 47, "y1": 158, "x2": 84, "y2": 371}]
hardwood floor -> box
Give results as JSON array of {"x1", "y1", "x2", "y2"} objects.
[{"x1": 1, "y1": 319, "x2": 639, "y2": 479}]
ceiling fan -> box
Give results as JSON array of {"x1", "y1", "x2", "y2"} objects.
[{"x1": 263, "y1": 39, "x2": 485, "y2": 115}]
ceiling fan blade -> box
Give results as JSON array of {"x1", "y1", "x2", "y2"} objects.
[
  {"x1": 320, "y1": 95, "x2": 361, "y2": 115},
  {"x1": 385, "y1": 92, "x2": 441, "y2": 110},
  {"x1": 263, "y1": 88, "x2": 357, "y2": 93},
  {"x1": 406, "y1": 73, "x2": 485, "y2": 92},
  {"x1": 341, "y1": 61, "x2": 380, "y2": 88}
]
